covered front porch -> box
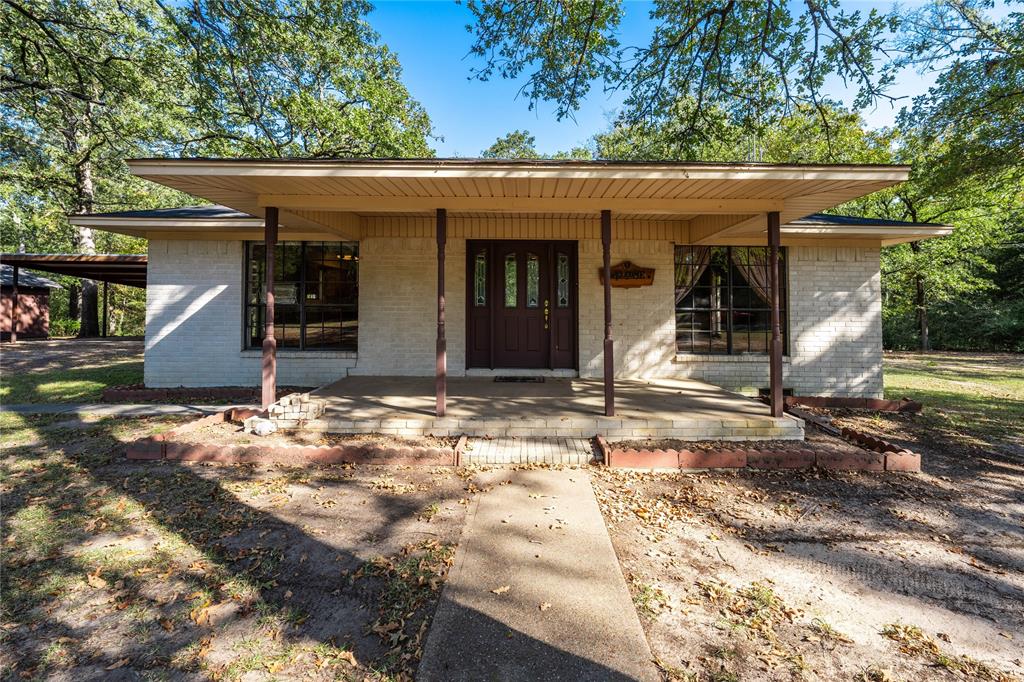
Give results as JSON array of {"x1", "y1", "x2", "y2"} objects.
[{"x1": 304, "y1": 376, "x2": 804, "y2": 440}]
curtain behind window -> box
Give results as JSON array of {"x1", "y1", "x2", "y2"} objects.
[
  {"x1": 730, "y1": 247, "x2": 772, "y2": 304},
  {"x1": 674, "y1": 245, "x2": 711, "y2": 304}
]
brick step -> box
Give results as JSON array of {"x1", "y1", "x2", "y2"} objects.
[{"x1": 301, "y1": 415, "x2": 804, "y2": 440}]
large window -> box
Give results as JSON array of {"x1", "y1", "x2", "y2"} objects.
[
  {"x1": 245, "y1": 241, "x2": 358, "y2": 351},
  {"x1": 674, "y1": 245, "x2": 786, "y2": 355}
]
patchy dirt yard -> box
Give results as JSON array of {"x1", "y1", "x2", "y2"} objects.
[
  {"x1": 0, "y1": 338, "x2": 144, "y2": 403},
  {"x1": 0, "y1": 413, "x2": 478, "y2": 681},
  {"x1": 595, "y1": 353, "x2": 1024, "y2": 681}
]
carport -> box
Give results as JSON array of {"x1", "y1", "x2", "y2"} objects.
[{"x1": 0, "y1": 253, "x2": 147, "y2": 342}]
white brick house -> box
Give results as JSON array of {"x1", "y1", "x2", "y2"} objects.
[{"x1": 72, "y1": 159, "x2": 950, "y2": 429}]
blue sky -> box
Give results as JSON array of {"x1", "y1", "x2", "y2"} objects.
[{"x1": 370, "y1": 1, "x2": 940, "y2": 157}]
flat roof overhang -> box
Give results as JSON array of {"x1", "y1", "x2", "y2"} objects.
[
  {"x1": 0, "y1": 254, "x2": 147, "y2": 288},
  {"x1": 70, "y1": 159, "x2": 951, "y2": 245}
]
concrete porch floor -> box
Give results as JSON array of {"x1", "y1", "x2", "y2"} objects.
[{"x1": 306, "y1": 377, "x2": 804, "y2": 440}]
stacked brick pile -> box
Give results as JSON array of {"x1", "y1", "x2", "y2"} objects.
[{"x1": 266, "y1": 393, "x2": 326, "y2": 427}]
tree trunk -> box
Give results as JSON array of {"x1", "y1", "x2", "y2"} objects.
[
  {"x1": 74, "y1": 156, "x2": 100, "y2": 337},
  {"x1": 910, "y1": 241, "x2": 929, "y2": 352}
]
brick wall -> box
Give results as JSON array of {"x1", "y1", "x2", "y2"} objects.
[
  {"x1": 350, "y1": 236, "x2": 466, "y2": 375},
  {"x1": 145, "y1": 237, "x2": 882, "y2": 397},
  {"x1": 577, "y1": 240, "x2": 882, "y2": 397},
  {"x1": 786, "y1": 246, "x2": 883, "y2": 397},
  {"x1": 578, "y1": 239, "x2": 677, "y2": 378},
  {"x1": 144, "y1": 240, "x2": 355, "y2": 388}
]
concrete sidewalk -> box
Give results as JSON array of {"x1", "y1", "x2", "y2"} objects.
[
  {"x1": 418, "y1": 469, "x2": 659, "y2": 681},
  {"x1": 0, "y1": 403, "x2": 245, "y2": 416}
]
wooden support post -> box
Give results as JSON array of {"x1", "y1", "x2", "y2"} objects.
[
  {"x1": 602, "y1": 209, "x2": 614, "y2": 417},
  {"x1": 262, "y1": 207, "x2": 279, "y2": 410},
  {"x1": 10, "y1": 266, "x2": 18, "y2": 344},
  {"x1": 436, "y1": 208, "x2": 447, "y2": 417},
  {"x1": 101, "y1": 281, "x2": 109, "y2": 338},
  {"x1": 768, "y1": 211, "x2": 783, "y2": 418}
]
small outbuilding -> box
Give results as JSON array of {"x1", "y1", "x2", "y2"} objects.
[{"x1": 1, "y1": 264, "x2": 61, "y2": 340}]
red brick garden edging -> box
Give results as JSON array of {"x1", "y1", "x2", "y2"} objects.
[
  {"x1": 126, "y1": 410, "x2": 462, "y2": 467},
  {"x1": 784, "y1": 395, "x2": 922, "y2": 413},
  {"x1": 595, "y1": 435, "x2": 920, "y2": 472}
]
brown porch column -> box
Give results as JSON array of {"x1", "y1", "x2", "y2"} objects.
[
  {"x1": 436, "y1": 208, "x2": 447, "y2": 417},
  {"x1": 768, "y1": 211, "x2": 783, "y2": 417},
  {"x1": 261, "y1": 207, "x2": 279, "y2": 410},
  {"x1": 10, "y1": 266, "x2": 19, "y2": 343},
  {"x1": 601, "y1": 209, "x2": 614, "y2": 417}
]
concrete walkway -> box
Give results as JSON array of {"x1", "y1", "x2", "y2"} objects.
[
  {"x1": 418, "y1": 469, "x2": 659, "y2": 681},
  {"x1": 0, "y1": 403, "x2": 244, "y2": 416}
]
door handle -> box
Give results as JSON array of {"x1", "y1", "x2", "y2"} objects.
[{"x1": 544, "y1": 299, "x2": 550, "y2": 329}]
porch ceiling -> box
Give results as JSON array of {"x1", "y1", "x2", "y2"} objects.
[
  {"x1": 120, "y1": 158, "x2": 915, "y2": 243},
  {"x1": 70, "y1": 159, "x2": 949, "y2": 245}
]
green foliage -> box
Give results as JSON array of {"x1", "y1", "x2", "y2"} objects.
[
  {"x1": 2, "y1": 0, "x2": 433, "y2": 336},
  {"x1": 160, "y1": 0, "x2": 434, "y2": 157},
  {"x1": 463, "y1": 0, "x2": 623, "y2": 116},
  {"x1": 898, "y1": 1, "x2": 1024, "y2": 186},
  {"x1": 481, "y1": 129, "x2": 539, "y2": 158},
  {"x1": 464, "y1": 0, "x2": 897, "y2": 136},
  {"x1": 596, "y1": 100, "x2": 887, "y2": 163},
  {"x1": 480, "y1": 129, "x2": 594, "y2": 159}
]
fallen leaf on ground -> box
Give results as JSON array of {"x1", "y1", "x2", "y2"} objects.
[
  {"x1": 106, "y1": 659, "x2": 129, "y2": 670},
  {"x1": 539, "y1": 602, "x2": 551, "y2": 611},
  {"x1": 491, "y1": 585, "x2": 510, "y2": 595},
  {"x1": 86, "y1": 573, "x2": 108, "y2": 589}
]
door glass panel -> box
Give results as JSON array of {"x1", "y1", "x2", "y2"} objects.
[
  {"x1": 504, "y1": 253, "x2": 517, "y2": 307},
  {"x1": 557, "y1": 252, "x2": 570, "y2": 307},
  {"x1": 526, "y1": 253, "x2": 539, "y2": 307},
  {"x1": 474, "y1": 250, "x2": 486, "y2": 306}
]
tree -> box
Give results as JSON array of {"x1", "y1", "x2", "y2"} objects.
[
  {"x1": 158, "y1": 0, "x2": 434, "y2": 157},
  {"x1": 596, "y1": 100, "x2": 886, "y2": 164},
  {"x1": 463, "y1": 0, "x2": 897, "y2": 153},
  {"x1": 481, "y1": 129, "x2": 539, "y2": 158},
  {"x1": 3, "y1": 0, "x2": 436, "y2": 337},
  {"x1": 898, "y1": 0, "x2": 1024, "y2": 185},
  {"x1": 840, "y1": 131, "x2": 1017, "y2": 351},
  {"x1": 1, "y1": 0, "x2": 180, "y2": 336}
]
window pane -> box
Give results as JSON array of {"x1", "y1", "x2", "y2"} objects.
[
  {"x1": 277, "y1": 242, "x2": 302, "y2": 282},
  {"x1": 248, "y1": 244, "x2": 266, "y2": 303},
  {"x1": 474, "y1": 250, "x2": 486, "y2": 306},
  {"x1": 674, "y1": 244, "x2": 787, "y2": 355},
  {"x1": 274, "y1": 305, "x2": 301, "y2": 348},
  {"x1": 244, "y1": 240, "x2": 358, "y2": 351},
  {"x1": 504, "y1": 253, "x2": 517, "y2": 307},
  {"x1": 246, "y1": 306, "x2": 263, "y2": 347},
  {"x1": 305, "y1": 306, "x2": 345, "y2": 349},
  {"x1": 526, "y1": 253, "x2": 539, "y2": 307},
  {"x1": 557, "y1": 252, "x2": 570, "y2": 307}
]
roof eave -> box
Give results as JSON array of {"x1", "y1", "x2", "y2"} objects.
[{"x1": 126, "y1": 158, "x2": 912, "y2": 182}]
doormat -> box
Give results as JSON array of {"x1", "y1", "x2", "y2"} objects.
[{"x1": 494, "y1": 376, "x2": 545, "y2": 383}]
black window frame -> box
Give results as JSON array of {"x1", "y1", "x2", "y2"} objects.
[
  {"x1": 674, "y1": 245, "x2": 788, "y2": 356},
  {"x1": 244, "y1": 240, "x2": 358, "y2": 352}
]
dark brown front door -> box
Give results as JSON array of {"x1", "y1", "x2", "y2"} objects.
[{"x1": 467, "y1": 240, "x2": 577, "y2": 369}]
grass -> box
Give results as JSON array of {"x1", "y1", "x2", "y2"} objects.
[
  {"x1": 880, "y1": 623, "x2": 1013, "y2": 681},
  {"x1": 629, "y1": 575, "x2": 669, "y2": 618},
  {"x1": 0, "y1": 360, "x2": 143, "y2": 403},
  {"x1": 883, "y1": 352, "x2": 1024, "y2": 445}
]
